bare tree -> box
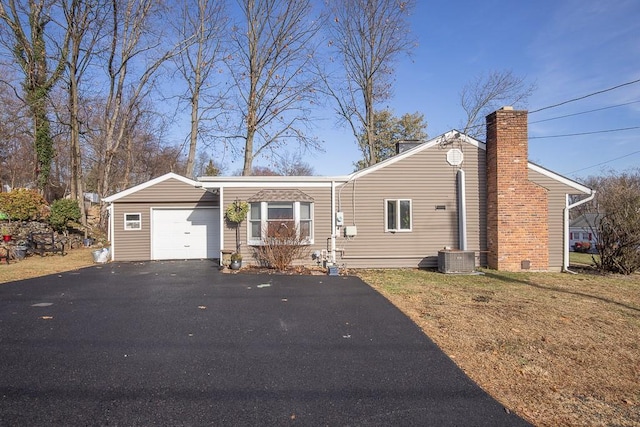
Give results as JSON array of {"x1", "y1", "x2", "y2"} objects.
[
  {"x1": 325, "y1": 0, "x2": 416, "y2": 168},
  {"x1": 272, "y1": 151, "x2": 315, "y2": 176},
  {"x1": 226, "y1": 0, "x2": 323, "y2": 175},
  {"x1": 246, "y1": 165, "x2": 280, "y2": 176},
  {"x1": 460, "y1": 69, "x2": 535, "y2": 140},
  {"x1": 0, "y1": 67, "x2": 32, "y2": 189},
  {"x1": 62, "y1": 0, "x2": 106, "y2": 224},
  {"x1": 172, "y1": 0, "x2": 227, "y2": 178},
  {"x1": 0, "y1": 0, "x2": 71, "y2": 194},
  {"x1": 96, "y1": 0, "x2": 185, "y2": 197}
]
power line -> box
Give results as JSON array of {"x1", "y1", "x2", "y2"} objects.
[
  {"x1": 461, "y1": 98, "x2": 640, "y2": 134},
  {"x1": 458, "y1": 98, "x2": 639, "y2": 137},
  {"x1": 529, "y1": 100, "x2": 640, "y2": 124},
  {"x1": 529, "y1": 126, "x2": 640, "y2": 139},
  {"x1": 567, "y1": 150, "x2": 640, "y2": 175},
  {"x1": 529, "y1": 78, "x2": 640, "y2": 114}
]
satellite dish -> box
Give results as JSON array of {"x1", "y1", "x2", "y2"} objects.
[{"x1": 447, "y1": 148, "x2": 463, "y2": 166}]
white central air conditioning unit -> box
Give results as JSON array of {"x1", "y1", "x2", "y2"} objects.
[{"x1": 438, "y1": 250, "x2": 475, "y2": 274}]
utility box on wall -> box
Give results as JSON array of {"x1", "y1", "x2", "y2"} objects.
[
  {"x1": 438, "y1": 250, "x2": 475, "y2": 274},
  {"x1": 344, "y1": 226, "x2": 357, "y2": 238}
]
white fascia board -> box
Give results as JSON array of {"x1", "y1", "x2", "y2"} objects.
[
  {"x1": 528, "y1": 163, "x2": 592, "y2": 194},
  {"x1": 103, "y1": 172, "x2": 197, "y2": 203},
  {"x1": 197, "y1": 176, "x2": 350, "y2": 189}
]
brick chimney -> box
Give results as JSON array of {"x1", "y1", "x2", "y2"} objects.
[{"x1": 486, "y1": 107, "x2": 549, "y2": 271}]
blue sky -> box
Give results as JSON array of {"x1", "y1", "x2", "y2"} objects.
[
  {"x1": 281, "y1": 0, "x2": 639, "y2": 180},
  {"x1": 199, "y1": 0, "x2": 639, "y2": 180}
]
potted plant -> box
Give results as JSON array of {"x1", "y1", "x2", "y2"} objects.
[
  {"x1": 1, "y1": 225, "x2": 11, "y2": 242},
  {"x1": 230, "y1": 252, "x2": 243, "y2": 270}
]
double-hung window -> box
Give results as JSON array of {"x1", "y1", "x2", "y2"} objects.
[
  {"x1": 248, "y1": 201, "x2": 313, "y2": 244},
  {"x1": 385, "y1": 199, "x2": 412, "y2": 232},
  {"x1": 124, "y1": 213, "x2": 142, "y2": 230}
]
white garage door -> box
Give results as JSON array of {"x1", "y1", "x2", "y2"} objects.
[{"x1": 151, "y1": 208, "x2": 220, "y2": 260}]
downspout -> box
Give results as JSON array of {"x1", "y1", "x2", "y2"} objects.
[
  {"x1": 563, "y1": 191, "x2": 596, "y2": 273},
  {"x1": 194, "y1": 182, "x2": 224, "y2": 265},
  {"x1": 457, "y1": 169, "x2": 467, "y2": 250},
  {"x1": 331, "y1": 180, "x2": 336, "y2": 264},
  {"x1": 219, "y1": 186, "x2": 225, "y2": 266},
  {"x1": 108, "y1": 203, "x2": 114, "y2": 261}
]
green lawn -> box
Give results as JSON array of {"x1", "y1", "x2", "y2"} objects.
[{"x1": 569, "y1": 251, "x2": 598, "y2": 267}]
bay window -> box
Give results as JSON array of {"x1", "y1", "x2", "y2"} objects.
[{"x1": 248, "y1": 201, "x2": 314, "y2": 244}]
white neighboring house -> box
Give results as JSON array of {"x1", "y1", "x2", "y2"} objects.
[{"x1": 569, "y1": 213, "x2": 599, "y2": 253}]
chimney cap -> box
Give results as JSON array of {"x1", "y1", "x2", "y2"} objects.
[{"x1": 499, "y1": 106, "x2": 514, "y2": 111}]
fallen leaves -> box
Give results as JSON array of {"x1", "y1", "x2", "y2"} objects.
[{"x1": 358, "y1": 268, "x2": 640, "y2": 426}]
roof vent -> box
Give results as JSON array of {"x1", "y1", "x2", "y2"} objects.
[{"x1": 446, "y1": 148, "x2": 463, "y2": 166}]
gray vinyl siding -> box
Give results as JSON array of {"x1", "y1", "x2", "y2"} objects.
[
  {"x1": 106, "y1": 153, "x2": 590, "y2": 269},
  {"x1": 111, "y1": 202, "x2": 153, "y2": 261},
  {"x1": 111, "y1": 179, "x2": 219, "y2": 261},
  {"x1": 528, "y1": 169, "x2": 583, "y2": 272},
  {"x1": 113, "y1": 177, "x2": 218, "y2": 203},
  {"x1": 222, "y1": 186, "x2": 333, "y2": 267},
  {"x1": 336, "y1": 143, "x2": 486, "y2": 268}
]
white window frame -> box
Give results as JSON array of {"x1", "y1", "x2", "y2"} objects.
[
  {"x1": 247, "y1": 201, "x2": 314, "y2": 245},
  {"x1": 124, "y1": 213, "x2": 142, "y2": 230},
  {"x1": 385, "y1": 199, "x2": 412, "y2": 232}
]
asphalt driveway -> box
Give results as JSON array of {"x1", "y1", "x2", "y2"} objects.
[{"x1": 0, "y1": 261, "x2": 530, "y2": 426}]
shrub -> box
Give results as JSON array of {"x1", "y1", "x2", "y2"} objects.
[
  {"x1": 253, "y1": 222, "x2": 309, "y2": 271},
  {"x1": 595, "y1": 214, "x2": 640, "y2": 275},
  {"x1": 574, "y1": 241, "x2": 591, "y2": 253},
  {"x1": 584, "y1": 171, "x2": 640, "y2": 274},
  {"x1": 49, "y1": 199, "x2": 82, "y2": 231},
  {"x1": 0, "y1": 189, "x2": 49, "y2": 221}
]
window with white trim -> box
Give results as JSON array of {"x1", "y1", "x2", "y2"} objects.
[
  {"x1": 385, "y1": 199, "x2": 412, "y2": 232},
  {"x1": 248, "y1": 201, "x2": 313, "y2": 244},
  {"x1": 124, "y1": 213, "x2": 142, "y2": 230}
]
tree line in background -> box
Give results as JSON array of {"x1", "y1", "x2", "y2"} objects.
[
  {"x1": 0, "y1": 0, "x2": 421, "y2": 204},
  {"x1": 0, "y1": 0, "x2": 536, "y2": 199}
]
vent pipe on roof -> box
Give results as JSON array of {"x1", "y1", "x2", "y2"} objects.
[{"x1": 395, "y1": 139, "x2": 423, "y2": 154}]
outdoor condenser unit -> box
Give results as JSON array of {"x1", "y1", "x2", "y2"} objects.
[{"x1": 438, "y1": 250, "x2": 475, "y2": 274}]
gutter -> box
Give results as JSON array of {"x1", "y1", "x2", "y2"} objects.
[{"x1": 563, "y1": 191, "x2": 596, "y2": 273}]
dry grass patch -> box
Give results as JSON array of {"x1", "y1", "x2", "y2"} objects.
[
  {"x1": 357, "y1": 268, "x2": 640, "y2": 427},
  {"x1": 0, "y1": 247, "x2": 97, "y2": 284}
]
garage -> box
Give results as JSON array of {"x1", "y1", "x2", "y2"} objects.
[{"x1": 151, "y1": 208, "x2": 220, "y2": 260}]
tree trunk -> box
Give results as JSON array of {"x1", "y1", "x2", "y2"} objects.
[
  {"x1": 186, "y1": 78, "x2": 200, "y2": 178},
  {"x1": 364, "y1": 76, "x2": 376, "y2": 166}
]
